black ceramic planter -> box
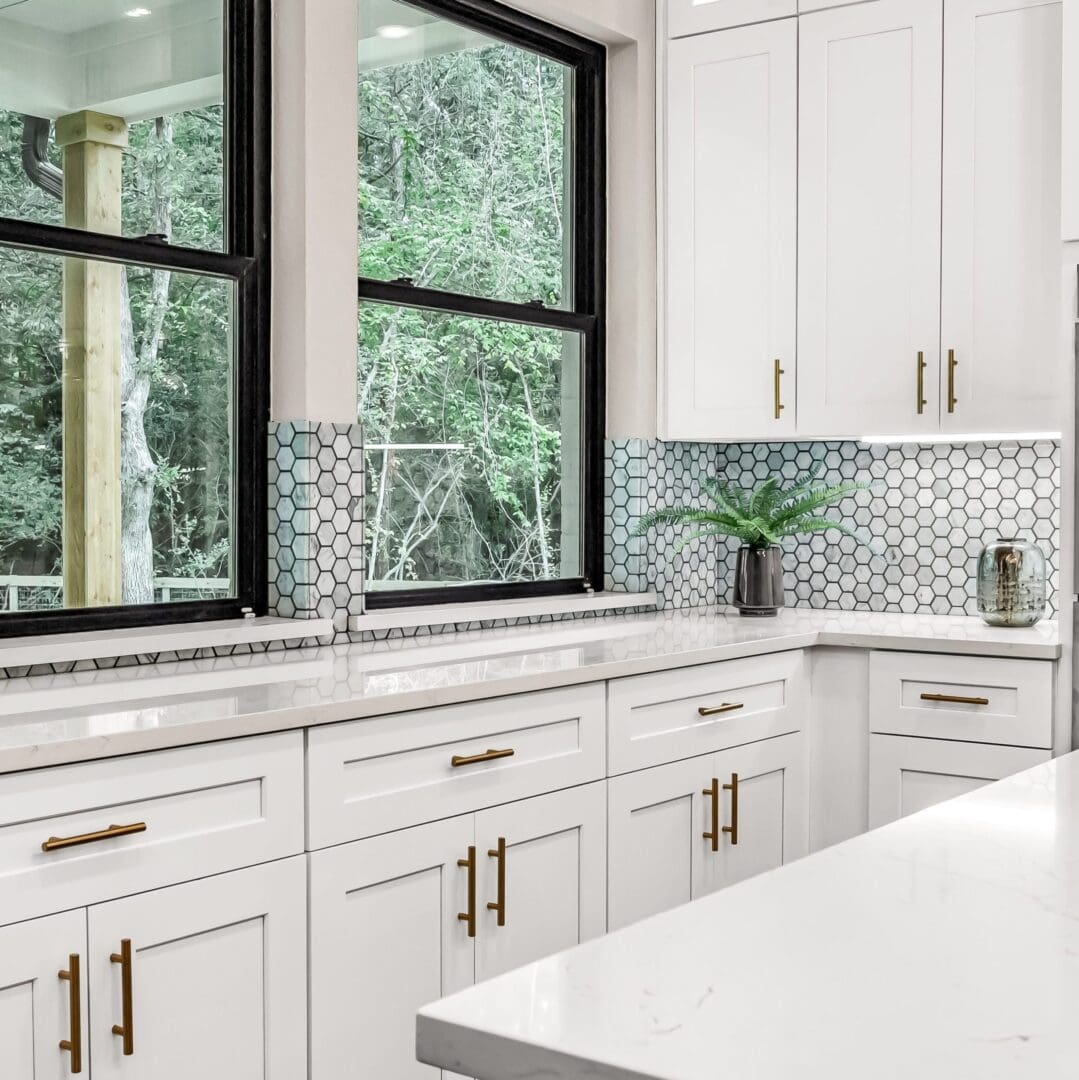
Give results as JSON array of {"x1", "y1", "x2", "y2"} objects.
[{"x1": 733, "y1": 545, "x2": 785, "y2": 617}]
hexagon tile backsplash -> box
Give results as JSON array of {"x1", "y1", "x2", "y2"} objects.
[{"x1": 605, "y1": 438, "x2": 1061, "y2": 617}]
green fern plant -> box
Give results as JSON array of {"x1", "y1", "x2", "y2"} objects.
[{"x1": 634, "y1": 462, "x2": 869, "y2": 554}]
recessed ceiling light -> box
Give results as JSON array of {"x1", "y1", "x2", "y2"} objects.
[
  {"x1": 376, "y1": 23, "x2": 413, "y2": 39},
  {"x1": 126, "y1": 6, "x2": 152, "y2": 16}
]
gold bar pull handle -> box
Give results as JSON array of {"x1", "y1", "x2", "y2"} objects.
[
  {"x1": 457, "y1": 846, "x2": 477, "y2": 938},
  {"x1": 698, "y1": 702, "x2": 744, "y2": 718},
  {"x1": 916, "y1": 351, "x2": 927, "y2": 415},
  {"x1": 773, "y1": 359, "x2": 785, "y2": 421},
  {"x1": 920, "y1": 692, "x2": 989, "y2": 707},
  {"x1": 58, "y1": 954, "x2": 83, "y2": 1074},
  {"x1": 723, "y1": 773, "x2": 740, "y2": 846},
  {"x1": 486, "y1": 836, "x2": 507, "y2": 927},
  {"x1": 110, "y1": 939, "x2": 134, "y2": 1056},
  {"x1": 451, "y1": 748, "x2": 515, "y2": 768},
  {"x1": 947, "y1": 349, "x2": 958, "y2": 413},
  {"x1": 702, "y1": 778, "x2": 720, "y2": 852},
  {"x1": 42, "y1": 822, "x2": 146, "y2": 853}
]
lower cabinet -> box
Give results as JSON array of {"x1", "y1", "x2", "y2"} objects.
[
  {"x1": 608, "y1": 733, "x2": 807, "y2": 931},
  {"x1": 308, "y1": 782, "x2": 607, "y2": 1079},
  {"x1": 868, "y1": 735, "x2": 1051, "y2": 828}
]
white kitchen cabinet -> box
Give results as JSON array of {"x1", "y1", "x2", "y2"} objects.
[
  {"x1": 608, "y1": 733, "x2": 807, "y2": 930},
  {"x1": 668, "y1": 0, "x2": 796, "y2": 37},
  {"x1": 0, "y1": 911, "x2": 88, "y2": 1080},
  {"x1": 868, "y1": 735, "x2": 1051, "y2": 828},
  {"x1": 940, "y1": 0, "x2": 1063, "y2": 434},
  {"x1": 663, "y1": 20, "x2": 797, "y2": 441},
  {"x1": 309, "y1": 784, "x2": 607, "y2": 1080},
  {"x1": 798, "y1": 0, "x2": 943, "y2": 438},
  {"x1": 87, "y1": 858, "x2": 307, "y2": 1080}
]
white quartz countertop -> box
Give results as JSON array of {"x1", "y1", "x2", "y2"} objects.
[
  {"x1": 0, "y1": 606, "x2": 1059, "y2": 774},
  {"x1": 417, "y1": 751, "x2": 1079, "y2": 1080}
]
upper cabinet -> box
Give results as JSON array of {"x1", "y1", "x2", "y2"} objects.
[
  {"x1": 660, "y1": 0, "x2": 1066, "y2": 442},
  {"x1": 668, "y1": 0, "x2": 797, "y2": 37},
  {"x1": 940, "y1": 0, "x2": 1063, "y2": 434},
  {"x1": 662, "y1": 20, "x2": 797, "y2": 440},
  {"x1": 798, "y1": 0, "x2": 943, "y2": 439}
]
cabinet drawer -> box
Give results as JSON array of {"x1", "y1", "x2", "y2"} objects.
[
  {"x1": 607, "y1": 651, "x2": 807, "y2": 775},
  {"x1": 306, "y1": 685, "x2": 606, "y2": 849},
  {"x1": 0, "y1": 733, "x2": 304, "y2": 927},
  {"x1": 869, "y1": 652, "x2": 1054, "y2": 749}
]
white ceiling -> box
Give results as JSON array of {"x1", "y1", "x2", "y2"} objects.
[{"x1": 0, "y1": 0, "x2": 193, "y2": 35}]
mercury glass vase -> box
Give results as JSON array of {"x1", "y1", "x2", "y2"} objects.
[
  {"x1": 976, "y1": 537, "x2": 1046, "y2": 627},
  {"x1": 733, "y1": 545, "x2": 785, "y2": 617}
]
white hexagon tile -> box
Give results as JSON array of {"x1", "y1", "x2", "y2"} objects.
[{"x1": 605, "y1": 439, "x2": 1060, "y2": 618}]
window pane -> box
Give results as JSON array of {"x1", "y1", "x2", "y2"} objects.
[
  {"x1": 360, "y1": 302, "x2": 583, "y2": 590},
  {"x1": 0, "y1": 245, "x2": 236, "y2": 614},
  {"x1": 358, "y1": 0, "x2": 573, "y2": 307},
  {"x1": 0, "y1": 1, "x2": 224, "y2": 250}
]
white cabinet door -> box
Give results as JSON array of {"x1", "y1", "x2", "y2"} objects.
[
  {"x1": 88, "y1": 858, "x2": 307, "y2": 1080},
  {"x1": 0, "y1": 911, "x2": 87, "y2": 1080},
  {"x1": 940, "y1": 0, "x2": 1063, "y2": 434},
  {"x1": 668, "y1": 0, "x2": 796, "y2": 37},
  {"x1": 309, "y1": 815, "x2": 475, "y2": 1080},
  {"x1": 868, "y1": 735, "x2": 1051, "y2": 828},
  {"x1": 608, "y1": 756, "x2": 716, "y2": 931},
  {"x1": 475, "y1": 783, "x2": 606, "y2": 982},
  {"x1": 798, "y1": 0, "x2": 943, "y2": 438},
  {"x1": 663, "y1": 20, "x2": 797, "y2": 440},
  {"x1": 708, "y1": 732, "x2": 809, "y2": 890}
]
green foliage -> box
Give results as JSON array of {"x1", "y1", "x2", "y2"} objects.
[{"x1": 634, "y1": 463, "x2": 869, "y2": 552}]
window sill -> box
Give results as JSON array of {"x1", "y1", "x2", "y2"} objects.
[
  {"x1": 0, "y1": 616, "x2": 334, "y2": 671},
  {"x1": 348, "y1": 592, "x2": 658, "y2": 633}
]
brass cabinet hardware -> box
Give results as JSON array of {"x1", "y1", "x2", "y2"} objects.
[
  {"x1": 451, "y1": 748, "x2": 515, "y2": 768},
  {"x1": 947, "y1": 349, "x2": 958, "y2": 413},
  {"x1": 723, "y1": 773, "x2": 740, "y2": 846},
  {"x1": 773, "y1": 359, "x2": 785, "y2": 421},
  {"x1": 457, "y1": 846, "x2": 477, "y2": 938},
  {"x1": 920, "y1": 691, "x2": 989, "y2": 707},
  {"x1": 698, "y1": 702, "x2": 744, "y2": 718},
  {"x1": 110, "y1": 939, "x2": 134, "y2": 1056},
  {"x1": 486, "y1": 837, "x2": 507, "y2": 927},
  {"x1": 916, "y1": 351, "x2": 927, "y2": 415},
  {"x1": 58, "y1": 954, "x2": 83, "y2": 1074},
  {"x1": 42, "y1": 822, "x2": 146, "y2": 853},
  {"x1": 702, "y1": 778, "x2": 720, "y2": 852}
]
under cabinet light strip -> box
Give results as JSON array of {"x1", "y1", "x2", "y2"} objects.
[{"x1": 858, "y1": 431, "x2": 1061, "y2": 445}]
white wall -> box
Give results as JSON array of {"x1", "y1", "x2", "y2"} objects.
[{"x1": 269, "y1": 0, "x2": 658, "y2": 438}]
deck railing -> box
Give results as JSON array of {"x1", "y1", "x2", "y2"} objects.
[{"x1": 0, "y1": 576, "x2": 230, "y2": 612}]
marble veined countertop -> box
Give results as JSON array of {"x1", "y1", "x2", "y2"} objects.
[
  {"x1": 418, "y1": 750, "x2": 1079, "y2": 1079},
  {"x1": 0, "y1": 606, "x2": 1060, "y2": 774}
]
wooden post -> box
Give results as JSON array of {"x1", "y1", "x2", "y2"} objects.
[{"x1": 55, "y1": 110, "x2": 128, "y2": 608}]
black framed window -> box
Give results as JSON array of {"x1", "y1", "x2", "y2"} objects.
[
  {"x1": 358, "y1": 0, "x2": 605, "y2": 609},
  {"x1": 0, "y1": 0, "x2": 269, "y2": 636}
]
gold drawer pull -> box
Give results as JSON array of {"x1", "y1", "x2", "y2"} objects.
[
  {"x1": 774, "y1": 358, "x2": 785, "y2": 420},
  {"x1": 920, "y1": 692, "x2": 989, "y2": 707},
  {"x1": 110, "y1": 939, "x2": 134, "y2": 1056},
  {"x1": 451, "y1": 748, "x2": 515, "y2": 768},
  {"x1": 59, "y1": 953, "x2": 83, "y2": 1074},
  {"x1": 947, "y1": 348, "x2": 958, "y2": 413},
  {"x1": 486, "y1": 836, "x2": 507, "y2": 927},
  {"x1": 723, "y1": 773, "x2": 740, "y2": 846},
  {"x1": 916, "y1": 351, "x2": 927, "y2": 414},
  {"x1": 42, "y1": 822, "x2": 146, "y2": 853},
  {"x1": 702, "y1": 778, "x2": 720, "y2": 852},
  {"x1": 698, "y1": 702, "x2": 744, "y2": 717},
  {"x1": 457, "y1": 846, "x2": 477, "y2": 938}
]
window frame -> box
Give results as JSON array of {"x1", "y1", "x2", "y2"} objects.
[
  {"x1": 358, "y1": 0, "x2": 607, "y2": 611},
  {"x1": 0, "y1": 0, "x2": 271, "y2": 638}
]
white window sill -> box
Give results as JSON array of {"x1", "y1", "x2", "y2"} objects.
[
  {"x1": 348, "y1": 592, "x2": 658, "y2": 633},
  {"x1": 0, "y1": 616, "x2": 334, "y2": 670}
]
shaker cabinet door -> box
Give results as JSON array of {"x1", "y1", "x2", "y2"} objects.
[
  {"x1": 664, "y1": 19, "x2": 797, "y2": 440},
  {"x1": 0, "y1": 911, "x2": 88, "y2": 1080},
  {"x1": 798, "y1": 0, "x2": 943, "y2": 437}
]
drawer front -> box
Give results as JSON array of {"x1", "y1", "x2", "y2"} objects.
[
  {"x1": 306, "y1": 684, "x2": 606, "y2": 849},
  {"x1": 869, "y1": 652, "x2": 1054, "y2": 748},
  {"x1": 0, "y1": 733, "x2": 304, "y2": 927},
  {"x1": 607, "y1": 651, "x2": 807, "y2": 775}
]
